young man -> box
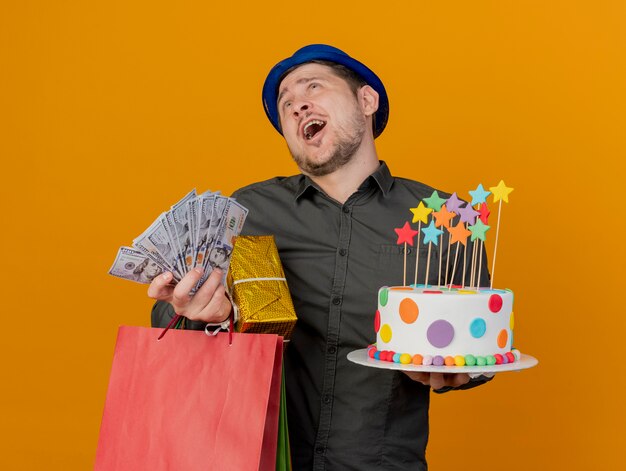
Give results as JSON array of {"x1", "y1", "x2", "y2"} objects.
[{"x1": 150, "y1": 44, "x2": 490, "y2": 470}]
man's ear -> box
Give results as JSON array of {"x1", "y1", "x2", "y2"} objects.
[{"x1": 358, "y1": 85, "x2": 379, "y2": 117}]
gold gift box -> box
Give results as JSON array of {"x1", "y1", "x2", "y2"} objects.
[{"x1": 227, "y1": 235, "x2": 297, "y2": 339}]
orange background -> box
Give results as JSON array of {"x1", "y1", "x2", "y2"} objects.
[{"x1": 1, "y1": 1, "x2": 624, "y2": 469}]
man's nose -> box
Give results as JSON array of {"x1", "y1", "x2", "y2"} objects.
[{"x1": 293, "y1": 102, "x2": 310, "y2": 118}]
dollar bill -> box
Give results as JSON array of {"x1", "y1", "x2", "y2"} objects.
[
  {"x1": 165, "y1": 189, "x2": 197, "y2": 275},
  {"x1": 199, "y1": 198, "x2": 248, "y2": 285},
  {"x1": 196, "y1": 195, "x2": 228, "y2": 270},
  {"x1": 109, "y1": 246, "x2": 165, "y2": 284},
  {"x1": 132, "y1": 214, "x2": 179, "y2": 277}
]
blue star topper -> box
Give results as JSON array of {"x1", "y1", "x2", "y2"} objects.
[
  {"x1": 421, "y1": 220, "x2": 444, "y2": 245},
  {"x1": 469, "y1": 184, "x2": 492, "y2": 206}
]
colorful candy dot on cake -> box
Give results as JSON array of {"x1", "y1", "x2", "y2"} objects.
[
  {"x1": 494, "y1": 354, "x2": 504, "y2": 365},
  {"x1": 380, "y1": 324, "x2": 392, "y2": 343},
  {"x1": 400, "y1": 353, "x2": 412, "y2": 364},
  {"x1": 424, "y1": 290, "x2": 443, "y2": 294},
  {"x1": 374, "y1": 351, "x2": 381, "y2": 360},
  {"x1": 368, "y1": 348, "x2": 376, "y2": 359},
  {"x1": 374, "y1": 310, "x2": 381, "y2": 333},
  {"x1": 393, "y1": 353, "x2": 401, "y2": 363},
  {"x1": 497, "y1": 329, "x2": 508, "y2": 349},
  {"x1": 465, "y1": 354, "x2": 477, "y2": 366},
  {"x1": 399, "y1": 298, "x2": 419, "y2": 324},
  {"x1": 486, "y1": 355, "x2": 496, "y2": 365},
  {"x1": 501, "y1": 353, "x2": 509, "y2": 364},
  {"x1": 444, "y1": 356, "x2": 456, "y2": 366},
  {"x1": 433, "y1": 355, "x2": 445, "y2": 366},
  {"x1": 476, "y1": 356, "x2": 486, "y2": 366},
  {"x1": 489, "y1": 294, "x2": 503, "y2": 313},
  {"x1": 422, "y1": 355, "x2": 433, "y2": 366},
  {"x1": 427, "y1": 319, "x2": 455, "y2": 348},
  {"x1": 412, "y1": 354, "x2": 424, "y2": 365},
  {"x1": 512, "y1": 349, "x2": 521, "y2": 361},
  {"x1": 458, "y1": 290, "x2": 477, "y2": 295},
  {"x1": 505, "y1": 352, "x2": 515, "y2": 363},
  {"x1": 454, "y1": 355, "x2": 466, "y2": 366},
  {"x1": 379, "y1": 287, "x2": 389, "y2": 306},
  {"x1": 470, "y1": 318, "x2": 487, "y2": 338}
]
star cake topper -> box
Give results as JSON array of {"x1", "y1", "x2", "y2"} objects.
[
  {"x1": 469, "y1": 184, "x2": 491, "y2": 206},
  {"x1": 394, "y1": 222, "x2": 419, "y2": 246},
  {"x1": 421, "y1": 220, "x2": 444, "y2": 245},
  {"x1": 423, "y1": 191, "x2": 447, "y2": 211},
  {"x1": 409, "y1": 201, "x2": 433, "y2": 224},
  {"x1": 490, "y1": 180, "x2": 514, "y2": 203}
]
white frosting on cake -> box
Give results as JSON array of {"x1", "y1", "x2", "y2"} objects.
[{"x1": 376, "y1": 286, "x2": 514, "y2": 359}]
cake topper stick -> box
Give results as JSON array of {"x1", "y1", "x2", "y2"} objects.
[
  {"x1": 432, "y1": 204, "x2": 455, "y2": 288},
  {"x1": 470, "y1": 237, "x2": 478, "y2": 288},
  {"x1": 425, "y1": 243, "x2": 432, "y2": 287},
  {"x1": 444, "y1": 195, "x2": 464, "y2": 286},
  {"x1": 448, "y1": 242, "x2": 460, "y2": 288},
  {"x1": 403, "y1": 243, "x2": 407, "y2": 286},
  {"x1": 444, "y1": 231, "x2": 452, "y2": 286},
  {"x1": 413, "y1": 222, "x2": 421, "y2": 286},
  {"x1": 410, "y1": 202, "x2": 433, "y2": 286},
  {"x1": 421, "y1": 220, "x2": 443, "y2": 287},
  {"x1": 462, "y1": 240, "x2": 468, "y2": 289},
  {"x1": 477, "y1": 240, "x2": 484, "y2": 289},
  {"x1": 468, "y1": 219, "x2": 490, "y2": 288},
  {"x1": 488, "y1": 180, "x2": 514, "y2": 289},
  {"x1": 438, "y1": 234, "x2": 443, "y2": 287},
  {"x1": 394, "y1": 222, "x2": 418, "y2": 286},
  {"x1": 446, "y1": 221, "x2": 471, "y2": 288}
]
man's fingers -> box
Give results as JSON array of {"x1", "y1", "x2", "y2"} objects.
[
  {"x1": 147, "y1": 271, "x2": 175, "y2": 300},
  {"x1": 429, "y1": 373, "x2": 445, "y2": 390},
  {"x1": 194, "y1": 283, "x2": 232, "y2": 323},
  {"x1": 404, "y1": 372, "x2": 431, "y2": 385},
  {"x1": 451, "y1": 373, "x2": 471, "y2": 388},
  {"x1": 405, "y1": 372, "x2": 470, "y2": 389},
  {"x1": 171, "y1": 267, "x2": 205, "y2": 306}
]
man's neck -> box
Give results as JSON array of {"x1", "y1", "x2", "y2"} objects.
[{"x1": 307, "y1": 149, "x2": 380, "y2": 204}]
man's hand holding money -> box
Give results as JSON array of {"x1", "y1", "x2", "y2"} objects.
[
  {"x1": 147, "y1": 267, "x2": 232, "y2": 324},
  {"x1": 108, "y1": 189, "x2": 248, "y2": 326}
]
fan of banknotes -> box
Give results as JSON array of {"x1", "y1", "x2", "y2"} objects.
[{"x1": 109, "y1": 189, "x2": 248, "y2": 288}]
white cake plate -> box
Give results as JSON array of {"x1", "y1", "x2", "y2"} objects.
[{"x1": 347, "y1": 349, "x2": 538, "y2": 374}]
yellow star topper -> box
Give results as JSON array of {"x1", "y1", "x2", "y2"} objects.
[
  {"x1": 489, "y1": 180, "x2": 514, "y2": 203},
  {"x1": 410, "y1": 201, "x2": 433, "y2": 224}
]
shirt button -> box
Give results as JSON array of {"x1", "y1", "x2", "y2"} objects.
[
  {"x1": 328, "y1": 345, "x2": 337, "y2": 354},
  {"x1": 342, "y1": 206, "x2": 350, "y2": 214},
  {"x1": 315, "y1": 446, "x2": 324, "y2": 454},
  {"x1": 323, "y1": 395, "x2": 331, "y2": 404},
  {"x1": 332, "y1": 297, "x2": 341, "y2": 305},
  {"x1": 339, "y1": 248, "x2": 347, "y2": 256}
]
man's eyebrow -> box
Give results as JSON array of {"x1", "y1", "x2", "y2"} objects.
[{"x1": 277, "y1": 76, "x2": 323, "y2": 105}]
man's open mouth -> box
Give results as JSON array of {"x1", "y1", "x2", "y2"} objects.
[{"x1": 303, "y1": 120, "x2": 326, "y2": 140}]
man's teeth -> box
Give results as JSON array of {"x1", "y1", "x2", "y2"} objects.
[{"x1": 304, "y1": 120, "x2": 325, "y2": 140}]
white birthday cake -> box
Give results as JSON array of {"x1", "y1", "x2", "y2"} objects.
[
  {"x1": 367, "y1": 181, "x2": 520, "y2": 367},
  {"x1": 369, "y1": 285, "x2": 519, "y2": 366}
]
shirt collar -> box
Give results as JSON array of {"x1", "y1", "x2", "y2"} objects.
[{"x1": 294, "y1": 160, "x2": 394, "y2": 202}]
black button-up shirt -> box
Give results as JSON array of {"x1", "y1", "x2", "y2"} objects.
[{"x1": 153, "y1": 161, "x2": 489, "y2": 470}]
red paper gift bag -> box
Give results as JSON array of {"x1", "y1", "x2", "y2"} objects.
[{"x1": 95, "y1": 326, "x2": 284, "y2": 471}]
